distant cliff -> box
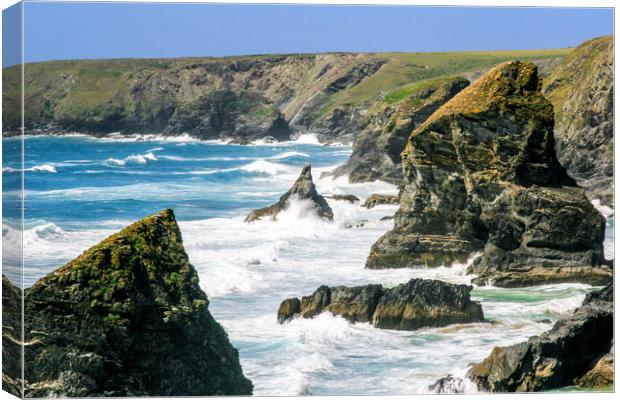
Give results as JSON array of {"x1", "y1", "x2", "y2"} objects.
[{"x1": 3, "y1": 49, "x2": 568, "y2": 143}]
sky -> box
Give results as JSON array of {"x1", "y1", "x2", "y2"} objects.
[{"x1": 2, "y1": 2, "x2": 615, "y2": 67}]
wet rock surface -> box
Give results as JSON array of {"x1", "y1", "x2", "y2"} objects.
[
  {"x1": 23, "y1": 209, "x2": 253, "y2": 397},
  {"x1": 365, "y1": 61, "x2": 609, "y2": 286},
  {"x1": 277, "y1": 278, "x2": 483, "y2": 330},
  {"x1": 362, "y1": 193, "x2": 399, "y2": 209},
  {"x1": 245, "y1": 164, "x2": 334, "y2": 223},
  {"x1": 465, "y1": 283, "x2": 613, "y2": 392}
]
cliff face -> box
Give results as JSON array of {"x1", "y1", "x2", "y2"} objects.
[
  {"x1": 2, "y1": 275, "x2": 22, "y2": 398},
  {"x1": 3, "y1": 49, "x2": 568, "y2": 143},
  {"x1": 542, "y1": 36, "x2": 614, "y2": 207},
  {"x1": 365, "y1": 61, "x2": 610, "y2": 287},
  {"x1": 331, "y1": 76, "x2": 469, "y2": 183},
  {"x1": 23, "y1": 209, "x2": 252, "y2": 397}
]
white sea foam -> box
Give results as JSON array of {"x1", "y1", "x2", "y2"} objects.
[
  {"x1": 592, "y1": 199, "x2": 614, "y2": 218},
  {"x1": 3, "y1": 164, "x2": 58, "y2": 173},
  {"x1": 105, "y1": 152, "x2": 158, "y2": 166}
]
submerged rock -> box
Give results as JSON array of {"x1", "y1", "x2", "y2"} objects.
[
  {"x1": 2, "y1": 275, "x2": 22, "y2": 398},
  {"x1": 244, "y1": 164, "x2": 334, "y2": 222},
  {"x1": 24, "y1": 209, "x2": 253, "y2": 397},
  {"x1": 365, "y1": 61, "x2": 610, "y2": 286},
  {"x1": 332, "y1": 76, "x2": 469, "y2": 184},
  {"x1": 543, "y1": 36, "x2": 614, "y2": 207},
  {"x1": 277, "y1": 278, "x2": 483, "y2": 330},
  {"x1": 362, "y1": 194, "x2": 399, "y2": 209},
  {"x1": 466, "y1": 283, "x2": 613, "y2": 392}
]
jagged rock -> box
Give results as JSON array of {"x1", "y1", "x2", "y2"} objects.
[
  {"x1": 333, "y1": 76, "x2": 469, "y2": 184},
  {"x1": 372, "y1": 279, "x2": 483, "y2": 330},
  {"x1": 362, "y1": 194, "x2": 399, "y2": 209},
  {"x1": 277, "y1": 279, "x2": 482, "y2": 330},
  {"x1": 543, "y1": 36, "x2": 614, "y2": 207},
  {"x1": 23, "y1": 209, "x2": 252, "y2": 397},
  {"x1": 2, "y1": 275, "x2": 22, "y2": 398},
  {"x1": 576, "y1": 350, "x2": 613, "y2": 389},
  {"x1": 365, "y1": 61, "x2": 610, "y2": 286},
  {"x1": 466, "y1": 283, "x2": 613, "y2": 392},
  {"x1": 326, "y1": 194, "x2": 360, "y2": 203},
  {"x1": 428, "y1": 375, "x2": 478, "y2": 394},
  {"x1": 244, "y1": 165, "x2": 334, "y2": 222}
]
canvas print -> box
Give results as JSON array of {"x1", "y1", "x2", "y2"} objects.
[{"x1": 1, "y1": 1, "x2": 615, "y2": 397}]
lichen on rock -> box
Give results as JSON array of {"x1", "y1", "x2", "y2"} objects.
[
  {"x1": 365, "y1": 61, "x2": 610, "y2": 287},
  {"x1": 23, "y1": 209, "x2": 253, "y2": 397}
]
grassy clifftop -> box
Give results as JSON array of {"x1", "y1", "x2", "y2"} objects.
[{"x1": 3, "y1": 48, "x2": 570, "y2": 140}]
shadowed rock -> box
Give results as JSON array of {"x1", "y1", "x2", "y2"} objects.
[
  {"x1": 2, "y1": 275, "x2": 22, "y2": 398},
  {"x1": 277, "y1": 279, "x2": 483, "y2": 330},
  {"x1": 365, "y1": 61, "x2": 610, "y2": 287},
  {"x1": 244, "y1": 164, "x2": 334, "y2": 222},
  {"x1": 465, "y1": 283, "x2": 613, "y2": 392},
  {"x1": 24, "y1": 209, "x2": 253, "y2": 397}
]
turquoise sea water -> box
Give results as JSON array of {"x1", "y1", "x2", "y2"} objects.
[{"x1": 2, "y1": 134, "x2": 613, "y2": 395}]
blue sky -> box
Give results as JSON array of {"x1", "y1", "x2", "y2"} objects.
[{"x1": 2, "y1": 2, "x2": 614, "y2": 67}]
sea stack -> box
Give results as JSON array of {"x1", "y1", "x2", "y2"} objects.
[
  {"x1": 365, "y1": 61, "x2": 610, "y2": 287},
  {"x1": 23, "y1": 209, "x2": 253, "y2": 397},
  {"x1": 277, "y1": 278, "x2": 484, "y2": 330},
  {"x1": 245, "y1": 164, "x2": 334, "y2": 222}
]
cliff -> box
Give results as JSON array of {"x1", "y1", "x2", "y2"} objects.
[
  {"x1": 542, "y1": 36, "x2": 614, "y2": 207},
  {"x1": 365, "y1": 61, "x2": 610, "y2": 287},
  {"x1": 3, "y1": 49, "x2": 569, "y2": 143},
  {"x1": 22, "y1": 209, "x2": 252, "y2": 397}
]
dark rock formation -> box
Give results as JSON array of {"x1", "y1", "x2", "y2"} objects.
[
  {"x1": 576, "y1": 349, "x2": 613, "y2": 389},
  {"x1": 244, "y1": 164, "x2": 334, "y2": 222},
  {"x1": 23, "y1": 209, "x2": 252, "y2": 397},
  {"x1": 543, "y1": 36, "x2": 614, "y2": 207},
  {"x1": 332, "y1": 76, "x2": 469, "y2": 184},
  {"x1": 277, "y1": 279, "x2": 483, "y2": 330},
  {"x1": 365, "y1": 61, "x2": 610, "y2": 286},
  {"x1": 362, "y1": 194, "x2": 399, "y2": 209},
  {"x1": 326, "y1": 194, "x2": 360, "y2": 203},
  {"x1": 466, "y1": 283, "x2": 613, "y2": 392},
  {"x1": 2, "y1": 275, "x2": 22, "y2": 397}
]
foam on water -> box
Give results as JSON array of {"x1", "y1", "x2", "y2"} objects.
[
  {"x1": 3, "y1": 164, "x2": 58, "y2": 173},
  {"x1": 8, "y1": 136, "x2": 609, "y2": 395}
]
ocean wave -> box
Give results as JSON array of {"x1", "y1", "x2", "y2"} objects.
[
  {"x1": 3, "y1": 164, "x2": 58, "y2": 173},
  {"x1": 105, "y1": 152, "x2": 158, "y2": 166}
]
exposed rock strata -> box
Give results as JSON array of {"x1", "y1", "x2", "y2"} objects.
[
  {"x1": 245, "y1": 164, "x2": 333, "y2": 222},
  {"x1": 277, "y1": 278, "x2": 483, "y2": 331},
  {"x1": 543, "y1": 36, "x2": 614, "y2": 207},
  {"x1": 332, "y1": 76, "x2": 469, "y2": 183},
  {"x1": 2, "y1": 275, "x2": 22, "y2": 397},
  {"x1": 465, "y1": 283, "x2": 613, "y2": 392},
  {"x1": 365, "y1": 61, "x2": 609, "y2": 287},
  {"x1": 23, "y1": 209, "x2": 252, "y2": 397}
]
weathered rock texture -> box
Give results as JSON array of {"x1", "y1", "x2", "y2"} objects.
[
  {"x1": 543, "y1": 36, "x2": 614, "y2": 207},
  {"x1": 277, "y1": 278, "x2": 483, "y2": 331},
  {"x1": 332, "y1": 76, "x2": 469, "y2": 183},
  {"x1": 3, "y1": 50, "x2": 569, "y2": 143},
  {"x1": 2, "y1": 275, "x2": 22, "y2": 398},
  {"x1": 362, "y1": 194, "x2": 399, "y2": 209},
  {"x1": 466, "y1": 283, "x2": 613, "y2": 392},
  {"x1": 365, "y1": 61, "x2": 610, "y2": 287},
  {"x1": 23, "y1": 209, "x2": 252, "y2": 397},
  {"x1": 245, "y1": 164, "x2": 333, "y2": 222}
]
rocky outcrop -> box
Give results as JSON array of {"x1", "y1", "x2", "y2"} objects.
[
  {"x1": 543, "y1": 36, "x2": 614, "y2": 207},
  {"x1": 277, "y1": 278, "x2": 483, "y2": 330},
  {"x1": 2, "y1": 275, "x2": 22, "y2": 398},
  {"x1": 362, "y1": 194, "x2": 399, "y2": 209},
  {"x1": 365, "y1": 61, "x2": 610, "y2": 286},
  {"x1": 245, "y1": 164, "x2": 333, "y2": 222},
  {"x1": 576, "y1": 349, "x2": 613, "y2": 389},
  {"x1": 465, "y1": 283, "x2": 613, "y2": 392},
  {"x1": 23, "y1": 209, "x2": 252, "y2": 397},
  {"x1": 332, "y1": 76, "x2": 469, "y2": 183},
  {"x1": 326, "y1": 194, "x2": 359, "y2": 203}
]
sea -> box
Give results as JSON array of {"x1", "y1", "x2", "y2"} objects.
[{"x1": 1, "y1": 134, "x2": 614, "y2": 395}]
